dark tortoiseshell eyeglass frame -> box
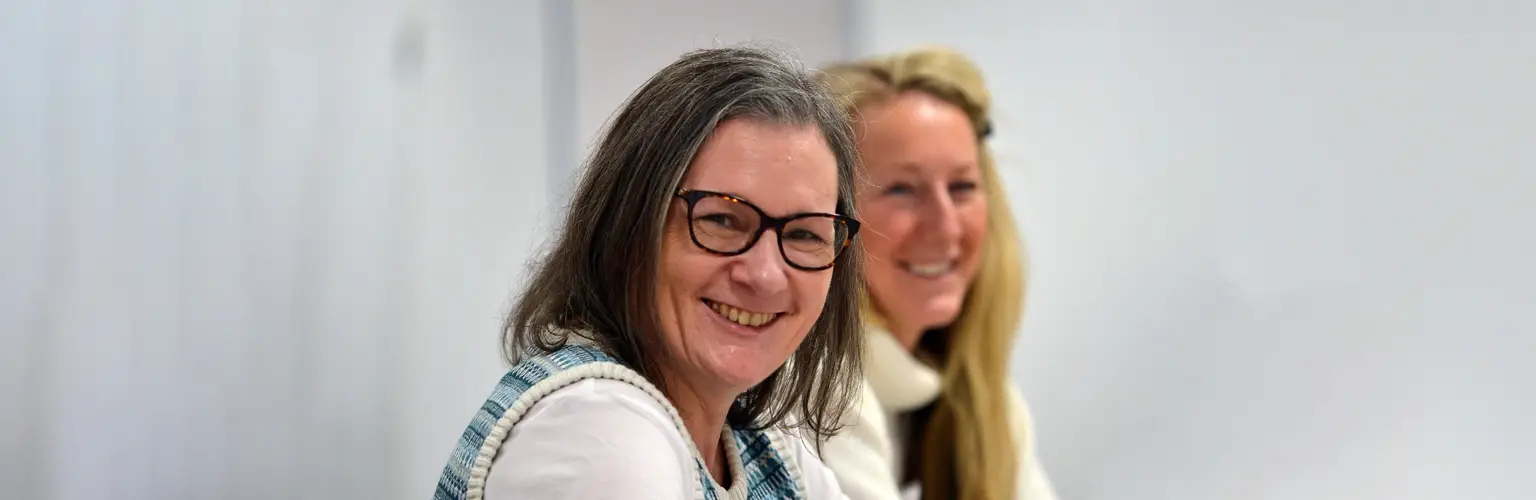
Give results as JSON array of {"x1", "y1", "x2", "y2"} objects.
[{"x1": 674, "y1": 188, "x2": 860, "y2": 271}]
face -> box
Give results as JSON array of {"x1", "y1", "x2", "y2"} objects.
[
  {"x1": 655, "y1": 118, "x2": 841, "y2": 397},
  {"x1": 856, "y1": 91, "x2": 988, "y2": 349}
]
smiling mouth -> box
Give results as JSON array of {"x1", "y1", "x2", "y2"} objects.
[
  {"x1": 900, "y1": 260, "x2": 956, "y2": 278},
  {"x1": 703, "y1": 299, "x2": 780, "y2": 328}
]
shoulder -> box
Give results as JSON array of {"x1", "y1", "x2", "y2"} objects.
[
  {"x1": 835, "y1": 378, "x2": 894, "y2": 452},
  {"x1": 1003, "y1": 382, "x2": 1043, "y2": 454},
  {"x1": 1004, "y1": 383, "x2": 1060, "y2": 500},
  {"x1": 767, "y1": 427, "x2": 851, "y2": 500},
  {"x1": 816, "y1": 378, "x2": 904, "y2": 500},
  {"x1": 483, "y1": 377, "x2": 698, "y2": 500},
  {"x1": 822, "y1": 379, "x2": 894, "y2": 459}
]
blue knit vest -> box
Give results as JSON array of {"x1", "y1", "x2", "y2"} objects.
[{"x1": 433, "y1": 344, "x2": 807, "y2": 500}]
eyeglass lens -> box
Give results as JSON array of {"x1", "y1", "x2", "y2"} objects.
[{"x1": 689, "y1": 195, "x2": 850, "y2": 269}]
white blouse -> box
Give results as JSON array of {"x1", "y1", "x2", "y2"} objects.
[
  {"x1": 484, "y1": 377, "x2": 849, "y2": 499},
  {"x1": 820, "y1": 328, "x2": 1059, "y2": 500}
]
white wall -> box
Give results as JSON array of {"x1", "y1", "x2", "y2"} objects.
[
  {"x1": 0, "y1": 0, "x2": 548, "y2": 497},
  {"x1": 858, "y1": 1, "x2": 1536, "y2": 498},
  {"x1": 401, "y1": 0, "x2": 552, "y2": 495},
  {"x1": 571, "y1": 0, "x2": 850, "y2": 169}
]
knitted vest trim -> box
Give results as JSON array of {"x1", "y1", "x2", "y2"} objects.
[{"x1": 433, "y1": 345, "x2": 808, "y2": 500}]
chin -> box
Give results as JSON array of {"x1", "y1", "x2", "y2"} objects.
[
  {"x1": 706, "y1": 360, "x2": 776, "y2": 392},
  {"x1": 698, "y1": 338, "x2": 786, "y2": 388},
  {"x1": 917, "y1": 297, "x2": 966, "y2": 328}
]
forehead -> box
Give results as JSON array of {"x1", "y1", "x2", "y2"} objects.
[
  {"x1": 857, "y1": 91, "x2": 979, "y2": 177},
  {"x1": 682, "y1": 118, "x2": 840, "y2": 213}
]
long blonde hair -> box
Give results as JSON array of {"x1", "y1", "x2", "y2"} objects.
[{"x1": 821, "y1": 47, "x2": 1027, "y2": 500}]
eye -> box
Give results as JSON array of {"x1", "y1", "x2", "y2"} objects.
[
  {"x1": 698, "y1": 213, "x2": 740, "y2": 229},
  {"x1": 883, "y1": 182, "x2": 915, "y2": 196},
  {"x1": 949, "y1": 180, "x2": 979, "y2": 194},
  {"x1": 785, "y1": 228, "x2": 829, "y2": 243}
]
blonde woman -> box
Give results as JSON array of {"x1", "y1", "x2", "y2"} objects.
[{"x1": 817, "y1": 47, "x2": 1058, "y2": 500}]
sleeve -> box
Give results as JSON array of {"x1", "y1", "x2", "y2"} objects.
[
  {"x1": 817, "y1": 380, "x2": 905, "y2": 500},
  {"x1": 1006, "y1": 384, "x2": 1060, "y2": 500},
  {"x1": 483, "y1": 378, "x2": 697, "y2": 500}
]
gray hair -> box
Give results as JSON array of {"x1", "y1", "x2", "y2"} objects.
[{"x1": 504, "y1": 44, "x2": 864, "y2": 440}]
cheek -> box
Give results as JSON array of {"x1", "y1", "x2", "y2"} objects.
[
  {"x1": 858, "y1": 204, "x2": 915, "y2": 263},
  {"x1": 657, "y1": 223, "x2": 709, "y2": 321},
  {"x1": 657, "y1": 223, "x2": 689, "y2": 290},
  {"x1": 856, "y1": 207, "x2": 913, "y2": 309},
  {"x1": 664, "y1": 250, "x2": 718, "y2": 297},
  {"x1": 960, "y1": 198, "x2": 989, "y2": 258}
]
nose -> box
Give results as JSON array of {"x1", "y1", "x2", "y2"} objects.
[
  {"x1": 920, "y1": 187, "x2": 963, "y2": 242},
  {"x1": 729, "y1": 231, "x2": 791, "y2": 297}
]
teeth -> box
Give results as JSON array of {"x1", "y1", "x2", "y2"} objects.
[
  {"x1": 906, "y1": 261, "x2": 953, "y2": 277},
  {"x1": 709, "y1": 301, "x2": 777, "y2": 327}
]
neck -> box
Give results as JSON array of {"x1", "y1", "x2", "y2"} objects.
[
  {"x1": 886, "y1": 320, "x2": 926, "y2": 352},
  {"x1": 665, "y1": 374, "x2": 733, "y2": 487}
]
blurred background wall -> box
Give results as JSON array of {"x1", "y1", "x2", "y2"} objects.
[
  {"x1": 1, "y1": 0, "x2": 547, "y2": 497},
  {"x1": 1, "y1": 0, "x2": 1532, "y2": 499}
]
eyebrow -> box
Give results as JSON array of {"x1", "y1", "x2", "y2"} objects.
[
  {"x1": 689, "y1": 188, "x2": 838, "y2": 216},
  {"x1": 887, "y1": 162, "x2": 980, "y2": 177}
]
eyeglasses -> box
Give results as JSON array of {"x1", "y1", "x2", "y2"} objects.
[{"x1": 674, "y1": 188, "x2": 860, "y2": 271}]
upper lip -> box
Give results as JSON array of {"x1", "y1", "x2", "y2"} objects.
[{"x1": 901, "y1": 254, "x2": 960, "y2": 263}]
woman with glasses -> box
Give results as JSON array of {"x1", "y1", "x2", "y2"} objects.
[
  {"x1": 434, "y1": 45, "x2": 863, "y2": 500},
  {"x1": 814, "y1": 47, "x2": 1059, "y2": 500}
]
